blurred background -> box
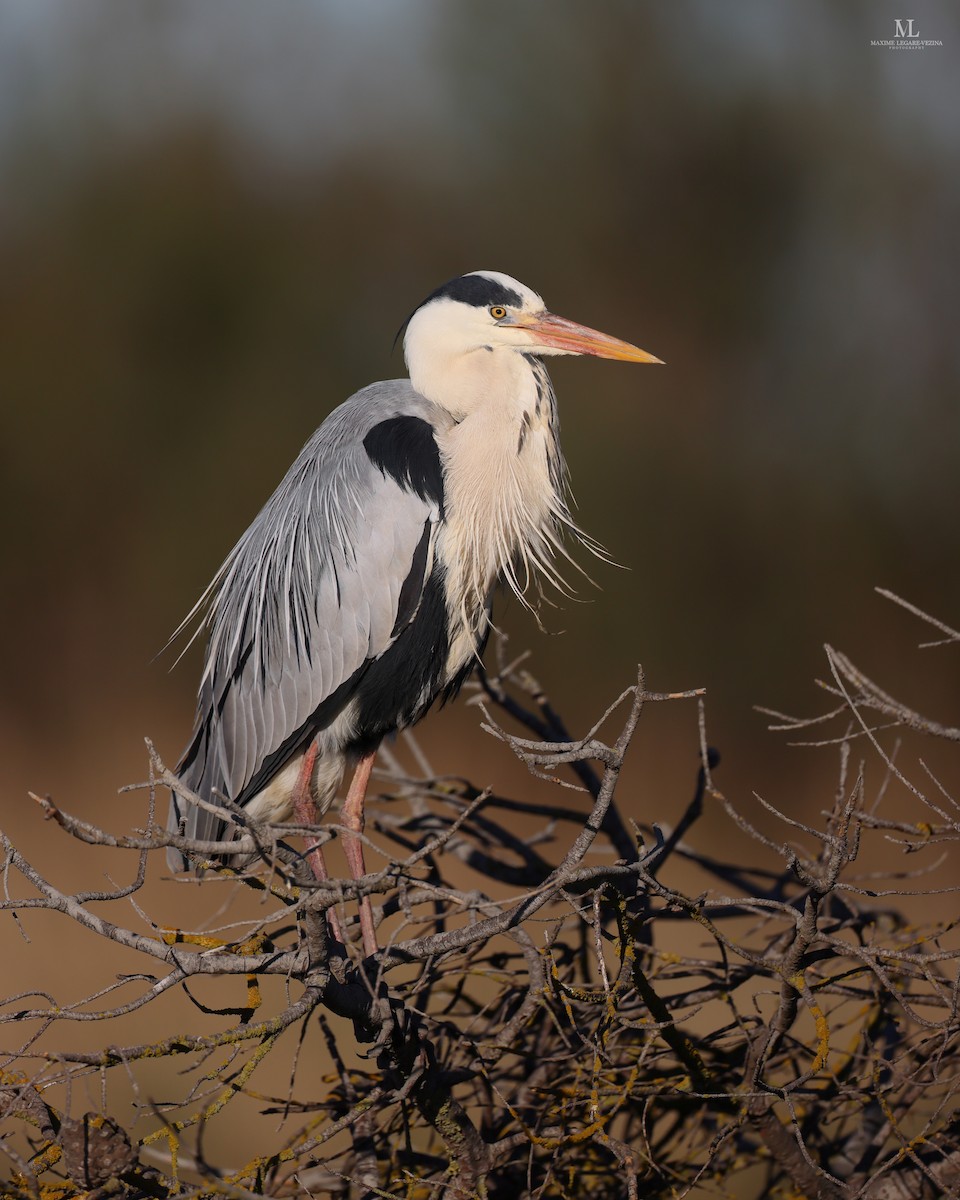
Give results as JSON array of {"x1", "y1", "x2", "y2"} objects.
[{"x1": 1, "y1": 0, "x2": 958, "y2": 1176}]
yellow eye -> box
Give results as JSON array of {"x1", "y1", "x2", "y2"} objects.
[{"x1": 489, "y1": 306, "x2": 507, "y2": 320}]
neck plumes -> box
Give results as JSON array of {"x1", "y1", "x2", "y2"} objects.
[{"x1": 423, "y1": 350, "x2": 587, "y2": 633}]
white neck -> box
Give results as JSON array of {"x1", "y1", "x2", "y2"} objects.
[
  {"x1": 409, "y1": 340, "x2": 534, "y2": 421},
  {"x1": 433, "y1": 357, "x2": 576, "y2": 640}
]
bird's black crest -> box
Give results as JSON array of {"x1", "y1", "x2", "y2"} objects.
[
  {"x1": 363, "y1": 417, "x2": 445, "y2": 514},
  {"x1": 423, "y1": 273, "x2": 523, "y2": 311},
  {"x1": 393, "y1": 273, "x2": 524, "y2": 352}
]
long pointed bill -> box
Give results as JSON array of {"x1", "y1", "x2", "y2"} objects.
[{"x1": 521, "y1": 311, "x2": 663, "y2": 363}]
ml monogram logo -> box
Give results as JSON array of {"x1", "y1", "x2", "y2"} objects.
[
  {"x1": 871, "y1": 17, "x2": 941, "y2": 47},
  {"x1": 894, "y1": 19, "x2": 919, "y2": 39}
]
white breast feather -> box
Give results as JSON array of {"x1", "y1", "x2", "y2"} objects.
[{"x1": 436, "y1": 368, "x2": 591, "y2": 659}]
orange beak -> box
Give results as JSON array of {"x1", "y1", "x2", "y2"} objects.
[{"x1": 517, "y1": 311, "x2": 663, "y2": 363}]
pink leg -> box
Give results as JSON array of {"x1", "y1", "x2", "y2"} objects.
[
  {"x1": 291, "y1": 741, "x2": 343, "y2": 944},
  {"x1": 340, "y1": 750, "x2": 378, "y2": 957}
]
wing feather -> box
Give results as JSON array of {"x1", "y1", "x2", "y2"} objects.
[{"x1": 167, "y1": 383, "x2": 450, "y2": 868}]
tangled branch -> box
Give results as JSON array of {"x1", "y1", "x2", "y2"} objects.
[{"x1": 2, "y1": 592, "x2": 959, "y2": 1198}]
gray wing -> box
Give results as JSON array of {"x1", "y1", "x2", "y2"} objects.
[{"x1": 167, "y1": 381, "x2": 450, "y2": 867}]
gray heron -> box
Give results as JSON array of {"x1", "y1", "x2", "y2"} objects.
[{"x1": 168, "y1": 270, "x2": 661, "y2": 955}]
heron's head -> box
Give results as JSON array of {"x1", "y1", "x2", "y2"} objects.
[
  {"x1": 402, "y1": 271, "x2": 660, "y2": 412},
  {"x1": 404, "y1": 270, "x2": 661, "y2": 365}
]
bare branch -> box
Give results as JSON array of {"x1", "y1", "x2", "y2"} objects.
[{"x1": 2, "y1": 603, "x2": 958, "y2": 1197}]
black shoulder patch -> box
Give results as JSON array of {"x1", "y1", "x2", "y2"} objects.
[
  {"x1": 363, "y1": 416, "x2": 445, "y2": 514},
  {"x1": 421, "y1": 273, "x2": 523, "y2": 311}
]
